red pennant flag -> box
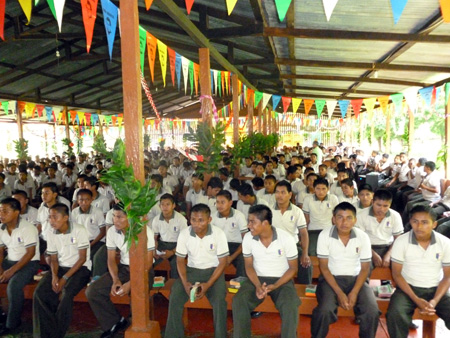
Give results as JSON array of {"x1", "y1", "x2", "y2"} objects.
[
  {"x1": 81, "y1": 0, "x2": 98, "y2": 53},
  {"x1": 145, "y1": 0, "x2": 154, "y2": 10},
  {"x1": 282, "y1": 96, "x2": 292, "y2": 113},
  {"x1": 146, "y1": 32, "x2": 157, "y2": 82},
  {"x1": 168, "y1": 47, "x2": 176, "y2": 86},
  {"x1": 350, "y1": 99, "x2": 363, "y2": 119},
  {"x1": 185, "y1": 0, "x2": 194, "y2": 14},
  {"x1": 0, "y1": 0, "x2": 5, "y2": 40},
  {"x1": 85, "y1": 113, "x2": 91, "y2": 126},
  {"x1": 303, "y1": 99, "x2": 314, "y2": 115},
  {"x1": 193, "y1": 63, "x2": 200, "y2": 95},
  {"x1": 36, "y1": 105, "x2": 45, "y2": 117}
]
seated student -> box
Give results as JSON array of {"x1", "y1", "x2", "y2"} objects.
[
  {"x1": 0, "y1": 198, "x2": 40, "y2": 334},
  {"x1": 71, "y1": 174, "x2": 88, "y2": 210},
  {"x1": 229, "y1": 178, "x2": 241, "y2": 209},
  {"x1": 237, "y1": 183, "x2": 269, "y2": 220},
  {"x1": 61, "y1": 163, "x2": 77, "y2": 199},
  {"x1": 386, "y1": 205, "x2": 450, "y2": 337},
  {"x1": 84, "y1": 177, "x2": 110, "y2": 216},
  {"x1": 71, "y1": 189, "x2": 106, "y2": 261},
  {"x1": 33, "y1": 203, "x2": 91, "y2": 338},
  {"x1": 302, "y1": 178, "x2": 339, "y2": 257},
  {"x1": 196, "y1": 177, "x2": 223, "y2": 216},
  {"x1": 253, "y1": 163, "x2": 266, "y2": 179},
  {"x1": 296, "y1": 172, "x2": 318, "y2": 209},
  {"x1": 251, "y1": 177, "x2": 265, "y2": 196},
  {"x1": 0, "y1": 173, "x2": 12, "y2": 201},
  {"x1": 311, "y1": 202, "x2": 380, "y2": 338},
  {"x1": 159, "y1": 161, "x2": 180, "y2": 196},
  {"x1": 211, "y1": 190, "x2": 247, "y2": 277},
  {"x1": 232, "y1": 205, "x2": 300, "y2": 338},
  {"x1": 218, "y1": 168, "x2": 232, "y2": 191},
  {"x1": 186, "y1": 172, "x2": 205, "y2": 220},
  {"x1": 13, "y1": 170, "x2": 35, "y2": 200},
  {"x1": 256, "y1": 175, "x2": 277, "y2": 206},
  {"x1": 355, "y1": 189, "x2": 403, "y2": 270},
  {"x1": 327, "y1": 159, "x2": 338, "y2": 182},
  {"x1": 338, "y1": 178, "x2": 359, "y2": 204},
  {"x1": 42, "y1": 166, "x2": 62, "y2": 190},
  {"x1": 12, "y1": 189, "x2": 38, "y2": 225},
  {"x1": 4, "y1": 163, "x2": 18, "y2": 191},
  {"x1": 165, "y1": 204, "x2": 229, "y2": 338},
  {"x1": 330, "y1": 169, "x2": 357, "y2": 200},
  {"x1": 153, "y1": 193, "x2": 188, "y2": 279},
  {"x1": 318, "y1": 164, "x2": 334, "y2": 186},
  {"x1": 354, "y1": 184, "x2": 374, "y2": 212},
  {"x1": 86, "y1": 203, "x2": 155, "y2": 337}
]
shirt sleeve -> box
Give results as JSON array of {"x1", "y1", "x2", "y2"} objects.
[
  {"x1": 22, "y1": 223, "x2": 39, "y2": 248},
  {"x1": 215, "y1": 228, "x2": 229, "y2": 258},
  {"x1": 175, "y1": 228, "x2": 189, "y2": 258},
  {"x1": 390, "y1": 234, "x2": 406, "y2": 264},
  {"x1": 0, "y1": 231, "x2": 5, "y2": 247},
  {"x1": 242, "y1": 233, "x2": 252, "y2": 258},
  {"x1": 146, "y1": 226, "x2": 156, "y2": 251},
  {"x1": 359, "y1": 231, "x2": 372, "y2": 262},
  {"x1": 106, "y1": 228, "x2": 116, "y2": 250},
  {"x1": 316, "y1": 228, "x2": 330, "y2": 259},
  {"x1": 392, "y1": 211, "x2": 404, "y2": 236},
  {"x1": 302, "y1": 195, "x2": 311, "y2": 214},
  {"x1": 236, "y1": 211, "x2": 248, "y2": 233},
  {"x1": 76, "y1": 226, "x2": 90, "y2": 250},
  {"x1": 283, "y1": 233, "x2": 298, "y2": 261},
  {"x1": 152, "y1": 220, "x2": 161, "y2": 235},
  {"x1": 46, "y1": 233, "x2": 57, "y2": 255},
  {"x1": 295, "y1": 208, "x2": 307, "y2": 229}
]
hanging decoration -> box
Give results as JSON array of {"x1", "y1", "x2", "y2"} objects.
[
  {"x1": 80, "y1": 0, "x2": 98, "y2": 53},
  {"x1": 157, "y1": 39, "x2": 168, "y2": 87},
  {"x1": 18, "y1": 0, "x2": 32, "y2": 24},
  {"x1": 100, "y1": 0, "x2": 118, "y2": 60},
  {"x1": 145, "y1": 0, "x2": 153, "y2": 10},
  {"x1": 226, "y1": 0, "x2": 238, "y2": 16},
  {"x1": 389, "y1": 0, "x2": 409, "y2": 24},
  {"x1": 322, "y1": 0, "x2": 339, "y2": 21},
  {"x1": 292, "y1": 98, "x2": 302, "y2": 114},
  {"x1": 185, "y1": 0, "x2": 194, "y2": 14},
  {"x1": 315, "y1": 100, "x2": 326, "y2": 118},
  {"x1": 0, "y1": 0, "x2": 5, "y2": 40},
  {"x1": 440, "y1": 0, "x2": 450, "y2": 22},
  {"x1": 146, "y1": 32, "x2": 157, "y2": 82},
  {"x1": 140, "y1": 70, "x2": 161, "y2": 120},
  {"x1": 274, "y1": 0, "x2": 292, "y2": 22},
  {"x1": 338, "y1": 100, "x2": 350, "y2": 118},
  {"x1": 304, "y1": 99, "x2": 314, "y2": 115},
  {"x1": 199, "y1": 95, "x2": 219, "y2": 122},
  {"x1": 350, "y1": 99, "x2": 363, "y2": 119},
  {"x1": 326, "y1": 100, "x2": 337, "y2": 119},
  {"x1": 54, "y1": 0, "x2": 66, "y2": 32}
]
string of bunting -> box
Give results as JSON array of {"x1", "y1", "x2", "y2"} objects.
[{"x1": 140, "y1": 70, "x2": 161, "y2": 120}]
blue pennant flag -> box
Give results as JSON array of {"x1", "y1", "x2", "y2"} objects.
[
  {"x1": 175, "y1": 52, "x2": 182, "y2": 91},
  {"x1": 210, "y1": 70, "x2": 214, "y2": 95},
  {"x1": 390, "y1": 0, "x2": 408, "y2": 24},
  {"x1": 91, "y1": 114, "x2": 99, "y2": 125},
  {"x1": 338, "y1": 100, "x2": 350, "y2": 118},
  {"x1": 272, "y1": 95, "x2": 281, "y2": 110},
  {"x1": 45, "y1": 106, "x2": 53, "y2": 122},
  {"x1": 418, "y1": 86, "x2": 434, "y2": 109},
  {"x1": 435, "y1": 86, "x2": 442, "y2": 109},
  {"x1": 101, "y1": 0, "x2": 118, "y2": 60}
]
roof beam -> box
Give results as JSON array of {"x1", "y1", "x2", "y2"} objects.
[
  {"x1": 285, "y1": 91, "x2": 367, "y2": 100},
  {"x1": 206, "y1": 23, "x2": 264, "y2": 40},
  {"x1": 264, "y1": 27, "x2": 450, "y2": 43},
  {"x1": 284, "y1": 84, "x2": 392, "y2": 96},
  {"x1": 275, "y1": 58, "x2": 450, "y2": 73}
]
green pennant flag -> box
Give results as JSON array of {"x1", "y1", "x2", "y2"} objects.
[
  {"x1": 105, "y1": 115, "x2": 112, "y2": 125},
  {"x1": 47, "y1": 0, "x2": 57, "y2": 20},
  {"x1": 217, "y1": 71, "x2": 222, "y2": 97},
  {"x1": 315, "y1": 99, "x2": 326, "y2": 118},
  {"x1": 138, "y1": 26, "x2": 147, "y2": 72},
  {"x1": 445, "y1": 83, "x2": 450, "y2": 105},
  {"x1": 35, "y1": 0, "x2": 40, "y2": 5},
  {"x1": 274, "y1": 0, "x2": 292, "y2": 22},
  {"x1": 189, "y1": 61, "x2": 194, "y2": 95},
  {"x1": 390, "y1": 93, "x2": 404, "y2": 114},
  {"x1": 254, "y1": 91, "x2": 263, "y2": 107},
  {"x1": 1, "y1": 101, "x2": 9, "y2": 115}
]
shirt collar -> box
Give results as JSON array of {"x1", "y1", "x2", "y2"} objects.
[
  {"x1": 190, "y1": 224, "x2": 212, "y2": 237},
  {"x1": 218, "y1": 208, "x2": 235, "y2": 218},
  {"x1": 252, "y1": 226, "x2": 278, "y2": 241},
  {"x1": 368, "y1": 206, "x2": 391, "y2": 217},
  {"x1": 54, "y1": 221, "x2": 73, "y2": 234},
  {"x1": 159, "y1": 211, "x2": 175, "y2": 221},
  {"x1": 0, "y1": 217, "x2": 22, "y2": 231},
  {"x1": 330, "y1": 225, "x2": 356, "y2": 240},
  {"x1": 273, "y1": 203, "x2": 292, "y2": 210},
  {"x1": 79, "y1": 206, "x2": 91, "y2": 215},
  {"x1": 409, "y1": 230, "x2": 436, "y2": 245},
  {"x1": 313, "y1": 194, "x2": 329, "y2": 201}
]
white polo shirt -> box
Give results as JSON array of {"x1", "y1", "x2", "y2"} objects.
[
  {"x1": 330, "y1": 181, "x2": 358, "y2": 200},
  {"x1": 22, "y1": 206, "x2": 38, "y2": 225},
  {"x1": 0, "y1": 217, "x2": 40, "y2": 261},
  {"x1": 355, "y1": 207, "x2": 403, "y2": 245},
  {"x1": 296, "y1": 188, "x2": 314, "y2": 206},
  {"x1": 236, "y1": 197, "x2": 269, "y2": 219},
  {"x1": 152, "y1": 211, "x2": 188, "y2": 242},
  {"x1": 271, "y1": 203, "x2": 306, "y2": 242},
  {"x1": 195, "y1": 195, "x2": 218, "y2": 215},
  {"x1": 105, "y1": 208, "x2": 114, "y2": 227},
  {"x1": 317, "y1": 226, "x2": 372, "y2": 276},
  {"x1": 391, "y1": 231, "x2": 450, "y2": 288},
  {"x1": 71, "y1": 206, "x2": 105, "y2": 241},
  {"x1": 106, "y1": 225, "x2": 155, "y2": 266},
  {"x1": 256, "y1": 189, "x2": 276, "y2": 206},
  {"x1": 242, "y1": 227, "x2": 297, "y2": 278},
  {"x1": 211, "y1": 208, "x2": 247, "y2": 243},
  {"x1": 92, "y1": 193, "x2": 110, "y2": 214},
  {"x1": 338, "y1": 193, "x2": 359, "y2": 205},
  {"x1": 14, "y1": 180, "x2": 35, "y2": 199},
  {"x1": 0, "y1": 185, "x2": 12, "y2": 200},
  {"x1": 291, "y1": 179, "x2": 304, "y2": 196},
  {"x1": 186, "y1": 189, "x2": 205, "y2": 206},
  {"x1": 175, "y1": 224, "x2": 229, "y2": 269},
  {"x1": 302, "y1": 194, "x2": 339, "y2": 231},
  {"x1": 162, "y1": 175, "x2": 178, "y2": 193},
  {"x1": 46, "y1": 223, "x2": 92, "y2": 270},
  {"x1": 422, "y1": 171, "x2": 441, "y2": 202}
]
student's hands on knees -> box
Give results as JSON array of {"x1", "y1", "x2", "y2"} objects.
[
  {"x1": 182, "y1": 281, "x2": 193, "y2": 296},
  {"x1": 372, "y1": 252, "x2": 383, "y2": 267},
  {"x1": 111, "y1": 280, "x2": 123, "y2": 296},
  {"x1": 382, "y1": 253, "x2": 391, "y2": 268},
  {"x1": 416, "y1": 298, "x2": 436, "y2": 315},
  {"x1": 256, "y1": 283, "x2": 268, "y2": 300},
  {"x1": 337, "y1": 291, "x2": 350, "y2": 310},
  {"x1": 196, "y1": 282, "x2": 210, "y2": 300},
  {"x1": 0, "y1": 269, "x2": 14, "y2": 283}
]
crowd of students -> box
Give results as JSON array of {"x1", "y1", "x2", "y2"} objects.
[{"x1": 0, "y1": 141, "x2": 449, "y2": 338}]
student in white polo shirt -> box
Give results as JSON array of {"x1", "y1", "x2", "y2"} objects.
[
  {"x1": 165, "y1": 204, "x2": 229, "y2": 338},
  {"x1": 386, "y1": 205, "x2": 450, "y2": 337},
  {"x1": 353, "y1": 184, "x2": 373, "y2": 212},
  {"x1": 153, "y1": 193, "x2": 188, "y2": 279},
  {"x1": 355, "y1": 189, "x2": 403, "y2": 270},
  {"x1": 0, "y1": 198, "x2": 39, "y2": 334},
  {"x1": 232, "y1": 205, "x2": 300, "y2": 338},
  {"x1": 271, "y1": 180, "x2": 311, "y2": 284},
  {"x1": 211, "y1": 190, "x2": 247, "y2": 277},
  {"x1": 237, "y1": 183, "x2": 269, "y2": 220},
  {"x1": 296, "y1": 172, "x2": 318, "y2": 208},
  {"x1": 195, "y1": 177, "x2": 223, "y2": 217},
  {"x1": 256, "y1": 175, "x2": 277, "y2": 206},
  {"x1": 311, "y1": 202, "x2": 380, "y2": 338},
  {"x1": 185, "y1": 172, "x2": 205, "y2": 220},
  {"x1": 12, "y1": 190, "x2": 38, "y2": 225},
  {"x1": 338, "y1": 178, "x2": 359, "y2": 204},
  {"x1": 330, "y1": 169, "x2": 357, "y2": 200},
  {"x1": 302, "y1": 178, "x2": 339, "y2": 257},
  {"x1": 84, "y1": 177, "x2": 110, "y2": 216},
  {"x1": 86, "y1": 203, "x2": 155, "y2": 338},
  {"x1": 33, "y1": 203, "x2": 91, "y2": 338}
]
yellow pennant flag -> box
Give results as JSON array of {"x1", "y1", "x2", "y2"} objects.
[
  {"x1": 292, "y1": 98, "x2": 302, "y2": 113},
  {"x1": 57, "y1": 112, "x2": 63, "y2": 123},
  {"x1": 157, "y1": 40, "x2": 168, "y2": 87},
  {"x1": 378, "y1": 96, "x2": 390, "y2": 115},
  {"x1": 25, "y1": 102, "x2": 35, "y2": 118},
  {"x1": 226, "y1": 0, "x2": 238, "y2": 15},
  {"x1": 78, "y1": 112, "x2": 86, "y2": 125},
  {"x1": 18, "y1": 0, "x2": 32, "y2": 24},
  {"x1": 363, "y1": 97, "x2": 376, "y2": 120}
]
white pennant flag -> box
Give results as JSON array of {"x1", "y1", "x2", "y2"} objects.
[
  {"x1": 9, "y1": 101, "x2": 16, "y2": 115},
  {"x1": 181, "y1": 57, "x2": 189, "y2": 94},
  {"x1": 262, "y1": 93, "x2": 272, "y2": 110},
  {"x1": 402, "y1": 87, "x2": 420, "y2": 114},
  {"x1": 54, "y1": 0, "x2": 66, "y2": 32},
  {"x1": 326, "y1": 100, "x2": 337, "y2": 119},
  {"x1": 322, "y1": 0, "x2": 339, "y2": 21},
  {"x1": 213, "y1": 70, "x2": 218, "y2": 96}
]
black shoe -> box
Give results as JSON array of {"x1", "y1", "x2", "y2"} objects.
[
  {"x1": 0, "y1": 312, "x2": 6, "y2": 324},
  {"x1": 409, "y1": 321, "x2": 419, "y2": 330},
  {"x1": 100, "y1": 317, "x2": 128, "y2": 338},
  {"x1": 251, "y1": 311, "x2": 263, "y2": 319}
]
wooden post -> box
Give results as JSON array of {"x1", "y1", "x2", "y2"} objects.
[
  {"x1": 232, "y1": 74, "x2": 239, "y2": 146},
  {"x1": 199, "y1": 48, "x2": 212, "y2": 126},
  {"x1": 346, "y1": 109, "x2": 352, "y2": 144},
  {"x1": 385, "y1": 106, "x2": 391, "y2": 154},
  {"x1": 263, "y1": 109, "x2": 267, "y2": 136},
  {"x1": 120, "y1": 0, "x2": 160, "y2": 337},
  {"x1": 16, "y1": 101, "x2": 24, "y2": 140},
  {"x1": 248, "y1": 93, "x2": 254, "y2": 135},
  {"x1": 63, "y1": 106, "x2": 70, "y2": 141},
  {"x1": 97, "y1": 109, "x2": 103, "y2": 136},
  {"x1": 408, "y1": 108, "x2": 414, "y2": 155},
  {"x1": 445, "y1": 99, "x2": 450, "y2": 179},
  {"x1": 257, "y1": 102, "x2": 262, "y2": 133},
  {"x1": 268, "y1": 110, "x2": 272, "y2": 134}
]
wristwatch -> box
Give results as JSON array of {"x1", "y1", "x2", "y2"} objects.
[{"x1": 62, "y1": 275, "x2": 69, "y2": 281}]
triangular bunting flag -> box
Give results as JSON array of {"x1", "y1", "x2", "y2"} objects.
[
  {"x1": 315, "y1": 99, "x2": 326, "y2": 118},
  {"x1": 18, "y1": 0, "x2": 32, "y2": 24},
  {"x1": 213, "y1": 70, "x2": 218, "y2": 95},
  {"x1": 226, "y1": 0, "x2": 238, "y2": 15},
  {"x1": 157, "y1": 40, "x2": 168, "y2": 87},
  {"x1": 25, "y1": 102, "x2": 35, "y2": 118},
  {"x1": 363, "y1": 97, "x2": 376, "y2": 119},
  {"x1": 78, "y1": 112, "x2": 86, "y2": 125},
  {"x1": 17, "y1": 101, "x2": 26, "y2": 114},
  {"x1": 350, "y1": 99, "x2": 363, "y2": 119},
  {"x1": 445, "y1": 83, "x2": 450, "y2": 105},
  {"x1": 338, "y1": 100, "x2": 350, "y2": 118},
  {"x1": 390, "y1": 0, "x2": 408, "y2": 24},
  {"x1": 146, "y1": 32, "x2": 157, "y2": 82},
  {"x1": 282, "y1": 96, "x2": 292, "y2": 113},
  {"x1": 441, "y1": 0, "x2": 450, "y2": 22},
  {"x1": 322, "y1": 0, "x2": 339, "y2": 21},
  {"x1": 418, "y1": 86, "x2": 434, "y2": 109},
  {"x1": 45, "y1": 107, "x2": 53, "y2": 122},
  {"x1": 145, "y1": 0, "x2": 153, "y2": 10},
  {"x1": 168, "y1": 48, "x2": 176, "y2": 87},
  {"x1": 81, "y1": 0, "x2": 98, "y2": 53},
  {"x1": 292, "y1": 98, "x2": 302, "y2": 113},
  {"x1": 47, "y1": 0, "x2": 56, "y2": 19},
  {"x1": 193, "y1": 63, "x2": 199, "y2": 95},
  {"x1": 272, "y1": 95, "x2": 281, "y2": 110},
  {"x1": 403, "y1": 87, "x2": 419, "y2": 113},
  {"x1": 138, "y1": 26, "x2": 147, "y2": 71},
  {"x1": 254, "y1": 91, "x2": 263, "y2": 107},
  {"x1": 101, "y1": 0, "x2": 118, "y2": 60},
  {"x1": 175, "y1": 52, "x2": 182, "y2": 90},
  {"x1": 69, "y1": 111, "x2": 77, "y2": 124},
  {"x1": 218, "y1": 71, "x2": 222, "y2": 97},
  {"x1": 378, "y1": 96, "x2": 390, "y2": 115},
  {"x1": 224, "y1": 72, "x2": 229, "y2": 95},
  {"x1": 0, "y1": 0, "x2": 5, "y2": 40},
  {"x1": 434, "y1": 86, "x2": 441, "y2": 110},
  {"x1": 36, "y1": 105, "x2": 44, "y2": 117},
  {"x1": 111, "y1": 115, "x2": 117, "y2": 126},
  {"x1": 262, "y1": 93, "x2": 272, "y2": 110},
  {"x1": 326, "y1": 100, "x2": 337, "y2": 119},
  {"x1": 304, "y1": 99, "x2": 314, "y2": 115},
  {"x1": 274, "y1": 0, "x2": 292, "y2": 22},
  {"x1": 390, "y1": 93, "x2": 404, "y2": 115},
  {"x1": 185, "y1": 0, "x2": 194, "y2": 14},
  {"x1": 54, "y1": 0, "x2": 65, "y2": 32},
  {"x1": 1, "y1": 101, "x2": 9, "y2": 115},
  {"x1": 221, "y1": 71, "x2": 225, "y2": 97},
  {"x1": 189, "y1": 61, "x2": 194, "y2": 95}
]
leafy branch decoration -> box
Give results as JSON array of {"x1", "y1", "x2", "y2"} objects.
[{"x1": 13, "y1": 138, "x2": 29, "y2": 161}]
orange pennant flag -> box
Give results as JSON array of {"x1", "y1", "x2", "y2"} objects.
[
  {"x1": 303, "y1": 99, "x2": 314, "y2": 115},
  {"x1": 185, "y1": 0, "x2": 194, "y2": 14},
  {"x1": 350, "y1": 99, "x2": 363, "y2": 119},
  {"x1": 145, "y1": 0, "x2": 154, "y2": 10},
  {"x1": 146, "y1": 32, "x2": 157, "y2": 82},
  {"x1": 440, "y1": 0, "x2": 450, "y2": 22},
  {"x1": 246, "y1": 88, "x2": 254, "y2": 104},
  {"x1": 69, "y1": 111, "x2": 77, "y2": 124},
  {"x1": 221, "y1": 71, "x2": 225, "y2": 96},
  {"x1": 378, "y1": 96, "x2": 390, "y2": 115},
  {"x1": 80, "y1": 0, "x2": 98, "y2": 53},
  {"x1": 168, "y1": 47, "x2": 176, "y2": 86},
  {"x1": 111, "y1": 115, "x2": 117, "y2": 126},
  {"x1": 193, "y1": 63, "x2": 200, "y2": 95},
  {"x1": 17, "y1": 101, "x2": 26, "y2": 114}
]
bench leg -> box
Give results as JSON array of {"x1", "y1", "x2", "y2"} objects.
[
  {"x1": 422, "y1": 319, "x2": 436, "y2": 338},
  {"x1": 183, "y1": 308, "x2": 188, "y2": 328}
]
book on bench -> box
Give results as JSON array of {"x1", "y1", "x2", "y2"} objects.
[
  {"x1": 305, "y1": 284, "x2": 317, "y2": 297},
  {"x1": 229, "y1": 276, "x2": 247, "y2": 288},
  {"x1": 153, "y1": 276, "x2": 165, "y2": 288}
]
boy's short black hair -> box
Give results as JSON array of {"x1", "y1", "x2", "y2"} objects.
[
  {"x1": 12, "y1": 190, "x2": 28, "y2": 199},
  {"x1": 313, "y1": 178, "x2": 329, "y2": 188},
  {"x1": 251, "y1": 177, "x2": 264, "y2": 189},
  {"x1": 249, "y1": 205, "x2": 272, "y2": 225},
  {"x1": 85, "y1": 177, "x2": 100, "y2": 190},
  {"x1": 49, "y1": 203, "x2": 70, "y2": 216},
  {"x1": 264, "y1": 175, "x2": 277, "y2": 183},
  {"x1": 306, "y1": 172, "x2": 319, "y2": 180},
  {"x1": 0, "y1": 197, "x2": 21, "y2": 211},
  {"x1": 218, "y1": 168, "x2": 229, "y2": 177},
  {"x1": 76, "y1": 189, "x2": 93, "y2": 198},
  {"x1": 42, "y1": 182, "x2": 59, "y2": 193},
  {"x1": 410, "y1": 204, "x2": 437, "y2": 222},
  {"x1": 238, "y1": 183, "x2": 255, "y2": 197},
  {"x1": 160, "y1": 193, "x2": 175, "y2": 204},
  {"x1": 425, "y1": 161, "x2": 436, "y2": 171},
  {"x1": 150, "y1": 174, "x2": 163, "y2": 185},
  {"x1": 340, "y1": 178, "x2": 353, "y2": 188},
  {"x1": 333, "y1": 202, "x2": 357, "y2": 217},
  {"x1": 216, "y1": 190, "x2": 232, "y2": 201},
  {"x1": 303, "y1": 158, "x2": 312, "y2": 166},
  {"x1": 275, "y1": 180, "x2": 292, "y2": 193},
  {"x1": 358, "y1": 184, "x2": 373, "y2": 193},
  {"x1": 207, "y1": 177, "x2": 224, "y2": 190},
  {"x1": 373, "y1": 189, "x2": 393, "y2": 202},
  {"x1": 192, "y1": 172, "x2": 204, "y2": 181},
  {"x1": 286, "y1": 166, "x2": 298, "y2": 176},
  {"x1": 191, "y1": 203, "x2": 211, "y2": 217}
]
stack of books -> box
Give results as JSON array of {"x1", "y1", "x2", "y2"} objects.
[
  {"x1": 228, "y1": 276, "x2": 247, "y2": 293},
  {"x1": 153, "y1": 276, "x2": 165, "y2": 288},
  {"x1": 376, "y1": 284, "x2": 394, "y2": 298},
  {"x1": 305, "y1": 284, "x2": 317, "y2": 297}
]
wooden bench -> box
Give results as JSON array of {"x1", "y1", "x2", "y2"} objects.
[{"x1": 154, "y1": 279, "x2": 438, "y2": 338}]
